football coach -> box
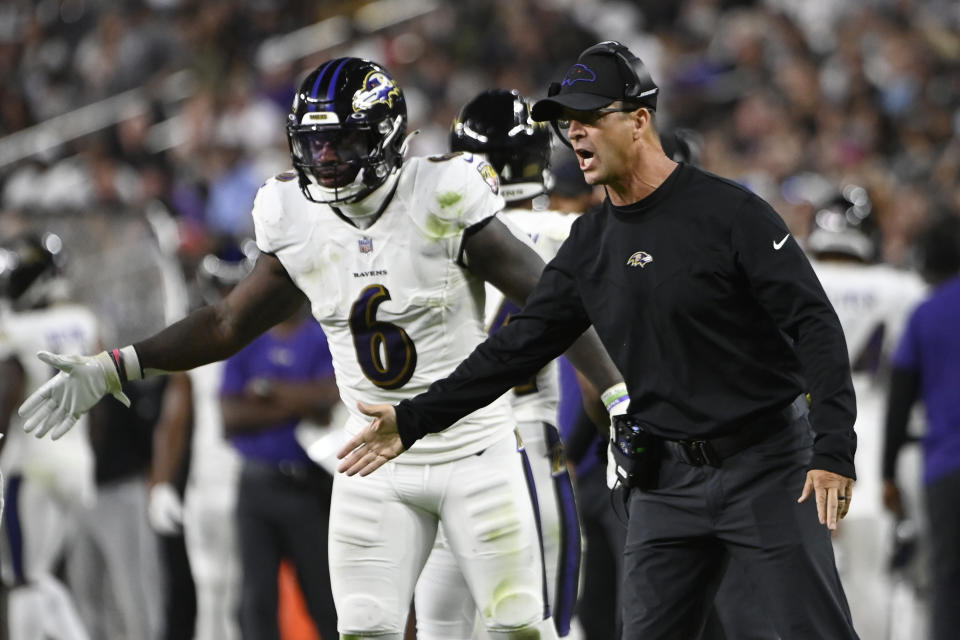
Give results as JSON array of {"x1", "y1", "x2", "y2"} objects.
[{"x1": 340, "y1": 41, "x2": 860, "y2": 640}]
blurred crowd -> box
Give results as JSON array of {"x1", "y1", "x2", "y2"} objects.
[{"x1": 0, "y1": 0, "x2": 958, "y2": 270}]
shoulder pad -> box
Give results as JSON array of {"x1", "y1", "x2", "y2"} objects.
[
  {"x1": 422, "y1": 153, "x2": 499, "y2": 196},
  {"x1": 400, "y1": 155, "x2": 505, "y2": 238}
]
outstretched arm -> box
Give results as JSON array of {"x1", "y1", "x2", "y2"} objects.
[
  {"x1": 19, "y1": 253, "x2": 305, "y2": 439},
  {"x1": 135, "y1": 253, "x2": 306, "y2": 372}
]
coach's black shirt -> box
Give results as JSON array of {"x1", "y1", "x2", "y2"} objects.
[{"x1": 397, "y1": 162, "x2": 857, "y2": 478}]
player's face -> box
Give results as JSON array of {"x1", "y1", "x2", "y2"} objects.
[
  {"x1": 560, "y1": 105, "x2": 639, "y2": 186},
  {"x1": 291, "y1": 128, "x2": 369, "y2": 187}
]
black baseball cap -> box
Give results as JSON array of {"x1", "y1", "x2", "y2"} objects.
[{"x1": 531, "y1": 41, "x2": 659, "y2": 122}]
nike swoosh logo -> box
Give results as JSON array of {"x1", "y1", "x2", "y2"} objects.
[{"x1": 773, "y1": 234, "x2": 790, "y2": 250}]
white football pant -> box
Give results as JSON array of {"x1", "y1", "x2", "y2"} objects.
[
  {"x1": 329, "y1": 433, "x2": 559, "y2": 640},
  {"x1": 184, "y1": 481, "x2": 242, "y2": 640},
  {"x1": 416, "y1": 421, "x2": 581, "y2": 639}
]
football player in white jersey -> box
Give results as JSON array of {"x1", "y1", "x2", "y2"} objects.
[
  {"x1": 0, "y1": 233, "x2": 93, "y2": 640},
  {"x1": 414, "y1": 89, "x2": 583, "y2": 640},
  {"x1": 17, "y1": 58, "x2": 622, "y2": 640},
  {"x1": 148, "y1": 248, "x2": 251, "y2": 640},
  {"x1": 805, "y1": 184, "x2": 927, "y2": 640}
]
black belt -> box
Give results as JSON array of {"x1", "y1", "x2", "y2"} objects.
[
  {"x1": 662, "y1": 394, "x2": 809, "y2": 467},
  {"x1": 242, "y1": 458, "x2": 326, "y2": 483}
]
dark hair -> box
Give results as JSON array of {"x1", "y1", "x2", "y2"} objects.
[{"x1": 918, "y1": 215, "x2": 960, "y2": 284}]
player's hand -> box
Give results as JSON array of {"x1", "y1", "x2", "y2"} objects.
[
  {"x1": 148, "y1": 482, "x2": 184, "y2": 535},
  {"x1": 882, "y1": 479, "x2": 904, "y2": 518},
  {"x1": 336, "y1": 402, "x2": 404, "y2": 476},
  {"x1": 18, "y1": 350, "x2": 130, "y2": 440},
  {"x1": 798, "y1": 469, "x2": 855, "y2": 530}
]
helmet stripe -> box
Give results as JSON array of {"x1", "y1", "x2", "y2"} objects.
[
  {"x1": 309, "y1": 59, "x2": 338, "y2": 110},
  {"x1": 326, "y1": 57, "x2": 350, "y2": 103}
]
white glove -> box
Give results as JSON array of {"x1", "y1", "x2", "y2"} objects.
[
  {"x1": 18, "y1": 351, "x2": 130, "y2": 440},
  {"x1": 148, "y1": 483, "x2": 184, "y2": 535},
  {"x1": 606, "y1": 440, "x2": 622, "y2": 490}
]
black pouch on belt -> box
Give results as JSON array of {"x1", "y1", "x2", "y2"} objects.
[{"x1": 610, "y1": 415, "x2": 662, "y2": 491}]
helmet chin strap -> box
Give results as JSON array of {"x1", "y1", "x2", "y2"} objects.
[
  {"x1": 337, "y1": 168, "x2": 402, "y2": 228},
  {"x1": 330, "y1": 127, "x2": 413, "y2": 227},
  {"x1": 399, "y1": 129, "x2": 419, "y2": 157},
  {"x1": 304, "y1": 176, "x2": 364, "y2": 204}
]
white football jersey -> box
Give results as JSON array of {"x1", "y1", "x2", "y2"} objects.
[
  {"x1": 0, "y1": 304, "x2": 98, "y2": 493},
  {"x1": 811, "y1": 261, "x2": 927, "y2": 382},
  {"x1": 485, "y1": 208, "x2": 578, "y2": 425},
  {"x1": 252, "y1": 153, "x2": 514, "y2": 464},
  {"x1": 812, "y1": 260, "x2": 927, "y2": 521}
]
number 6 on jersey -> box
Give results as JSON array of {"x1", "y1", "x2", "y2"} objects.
[{"x1": 349, "y1": 284, "x2": 418, "y2": 389}]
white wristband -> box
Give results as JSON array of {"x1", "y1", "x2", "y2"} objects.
[
  {"x1": 107, "y1": 345, "x2": 144, "y2": 382},
  {"x1": 601, "y1": 382, "x2": 630, "y2": 417},
  {"x1": 120, "y1": 345, "x2": 143, "y2": 380},
  {"x1": 116, "y1": 345, "x2": 168, "y2": 380}
]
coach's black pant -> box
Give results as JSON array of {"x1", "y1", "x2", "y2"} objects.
[
  {"x1": 620, "y1": 417, "x2": 859, "y2": 640},
  {"x1": 925, "y1": 466, "x2": 960, "y2": 640},
  {"x1": 237, "y1": 460, "x2": 337, "y2": 640}
]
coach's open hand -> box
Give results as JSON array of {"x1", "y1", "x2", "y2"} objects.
[
  {"x1": 336, "y1": 402, "x2": 405, "y2": 476},
  {"x1": 797, "y1": 469, "x2": 855, "y2": 530}
]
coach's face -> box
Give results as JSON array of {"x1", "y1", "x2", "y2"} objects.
[{"x1": 563, "y1": 104, "x2": 645, "y2": 186}]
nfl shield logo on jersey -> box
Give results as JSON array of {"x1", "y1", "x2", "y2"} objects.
[{"x1": 359, "y1": 237, "x2": 373, "y2": 254}]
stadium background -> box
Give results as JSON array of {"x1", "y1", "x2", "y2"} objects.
[{"x1": 1, "y1": 0, "x2": 957, "y2": 638}]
